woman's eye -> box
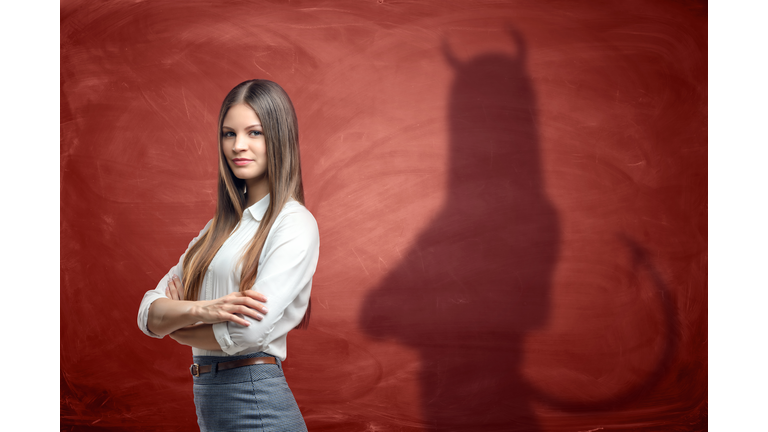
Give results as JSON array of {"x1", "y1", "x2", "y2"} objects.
[
  {"x1": 222, "y1": 131, "x2": 235, "y2": 138},
  {"x1": 249, "y1": 130, "x2": 262, "y2": 136}
]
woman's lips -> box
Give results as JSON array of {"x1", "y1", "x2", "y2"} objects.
[{"x1": 233, "y1": 159, "x2": 252, "y2": 166}]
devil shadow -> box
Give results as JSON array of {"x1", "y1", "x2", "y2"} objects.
[
  {"x1": 360, "y1": 30, "x2": 557, "y2": 431},
  {"x1": 359, "y1": 29, "x2": 680, "y2": 431}
]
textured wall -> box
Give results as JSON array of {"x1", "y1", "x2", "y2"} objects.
[{"x1": 61, "y1": 0, "x2": 707, "y2": 430}]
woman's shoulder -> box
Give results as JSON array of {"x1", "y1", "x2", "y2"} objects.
[
  {"x1": 196, "y1": 217, "x2": 215, "y2": 236},
  {"x1": 185, "y1": 217, "x2": 215, "y2": 248},
  {"x1": 278, "y1": 199, "x2": 317, "y2": 222},
  {"x1": 274, "y1": 199, "x2": 318, "y2": 235}
]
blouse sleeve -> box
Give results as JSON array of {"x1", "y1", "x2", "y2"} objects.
[
  {"x1": 136, "y1": 218, "x2": 213, "y2": 338},
  {"x1": 212, "y1": 207, "x2": 320, "y2": 355}
]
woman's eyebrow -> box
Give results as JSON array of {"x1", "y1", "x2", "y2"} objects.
[{"x1": 221, "y1": 124, "x2": 262, "y2": 130}]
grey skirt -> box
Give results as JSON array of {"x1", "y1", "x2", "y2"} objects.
[{"x1": 191, "y1": 352, "x2": 307, "y2": 432}]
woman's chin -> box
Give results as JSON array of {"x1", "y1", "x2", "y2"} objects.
[{"x1": 232, "y1": 171, "x2": 267, "y2": 181}]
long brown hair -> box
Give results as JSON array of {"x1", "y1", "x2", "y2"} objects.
[{"x1": 181, "y1": 79, "x2": 310, "y2": 329}]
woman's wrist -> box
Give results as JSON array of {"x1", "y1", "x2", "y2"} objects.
[{"x1": 188, "y1": 300, "x2": 209, "y2": 323}]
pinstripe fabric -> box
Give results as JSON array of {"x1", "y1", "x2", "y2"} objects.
[{"x1": 192, "y1": 352, "x2": 307, "y2": 432}]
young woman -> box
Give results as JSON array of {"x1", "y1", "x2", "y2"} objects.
[{"x1": 137, "y1": 79, "x2": 318, "y2": 431}]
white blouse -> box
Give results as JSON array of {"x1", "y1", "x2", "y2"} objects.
[{"x1": 137, "y1": 194, "x2": 320, "y2": 360}]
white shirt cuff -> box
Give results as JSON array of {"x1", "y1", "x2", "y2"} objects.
[
  {"x1": 138, "y1": 294, "x2": 165, "y2": 339},
  {"x1": 212, "y1": 322, "x2": 239, "y2": 355}
]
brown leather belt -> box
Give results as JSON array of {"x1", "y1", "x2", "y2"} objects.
[{"x1": 190, "y1": 357, "x2": 277, "y2": 377}]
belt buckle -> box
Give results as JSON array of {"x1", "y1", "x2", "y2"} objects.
[{"x1": 190, "y1": 363, "x2": 200, "y2": 377}]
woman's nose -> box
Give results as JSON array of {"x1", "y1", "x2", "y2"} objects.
[{"x1": 233, "y1": 135, "x2": 248, "y2": 151}]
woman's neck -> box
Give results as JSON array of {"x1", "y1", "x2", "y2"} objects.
[{"x1": 245, "y1": 177, "x2": 270, "y2": 208}]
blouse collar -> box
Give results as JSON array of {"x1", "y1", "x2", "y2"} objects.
[{"x1": 244, "y1": 193, "x2": 270, "y2": 222}]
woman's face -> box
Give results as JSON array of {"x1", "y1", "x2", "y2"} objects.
[{"x1": 221, "y1": 103, "x2": 268, "y2": 182}]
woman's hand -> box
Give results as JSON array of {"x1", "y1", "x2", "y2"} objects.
[
  {"x1": 165, "y1": 274, "x2": 269, "y2": 327},
  {"x1": 166, "y1": 274, "x2": 184, "y2": 300},
  {"x1": 194, "y1": 291, "x2": 269, "y2": 327}
]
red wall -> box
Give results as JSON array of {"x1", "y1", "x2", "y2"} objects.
[{"x1": 61, "y1": 0, "x2": 707, "y2": 430}]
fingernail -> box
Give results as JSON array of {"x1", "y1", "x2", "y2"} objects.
[
  {"x1": 262, "y1": 306, "x2": 269, "y2": 313},
  {"x1": 256, "y1": 313, "x2": 263, "y2": 320}
]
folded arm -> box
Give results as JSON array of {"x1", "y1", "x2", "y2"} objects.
[
  {"x1": 147, "y1": 281, "x2": 267, "y2": 337},
  {"x1": 212, "y1": 209, "x2": 320, "y2": 355},
  {"x1": 168, "y1": 323, "x2": 220, "y2": 351},
  {"x1": 137, "y1": 219, "x2": 267, "y2": 339}
]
